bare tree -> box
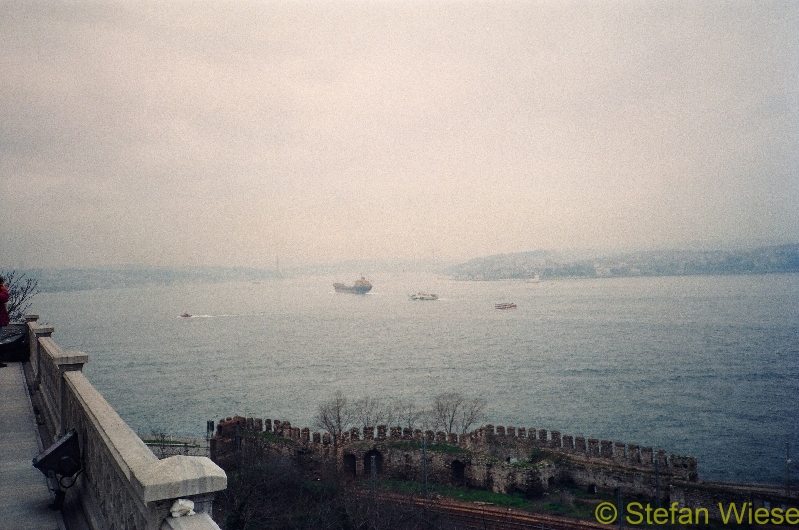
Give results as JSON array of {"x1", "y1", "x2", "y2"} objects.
[
  {"x1": 392, "y1": 398, "x2": 426, "y2": 431},
  {"x1": 351, "y1": 396, "x2": 394, "y2": 430},
  {"x1": 431, "y1": 392, "x2": 487, "y2": 434},
  {"x1": 314, "y1": 390, "x2": 353, "y2": 440},
  {"x1": 457, "y1": 395, "x2": 487, "y2": 434},
  {"x1": 1, "y1": 270, "x2": 39, "y2": 323}
]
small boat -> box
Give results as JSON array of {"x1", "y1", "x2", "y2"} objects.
[
  {"x1": 180, "y1": 313, "x2": 192, "y2": 318},
  {"x1": 410, "y1": 292, "x2": 438, "y2": 301},
  {"x1": 494, "y1": 302, "x2": 517, "y2": 310},
  {"x1": 333, "y1": 276, "x2": 372, "y2": 294}
]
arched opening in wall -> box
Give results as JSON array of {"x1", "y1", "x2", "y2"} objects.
[
  {"x1": 363, "y1": 450, "x2": 383, "y2": 476},
  {"x1": 343, "y1": 454, "x2": 357, "y2": 477},
  {"x1": 450, "y1": 460, "x2": 465, "y2": 487}
]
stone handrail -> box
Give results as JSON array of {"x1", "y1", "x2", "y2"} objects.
[{"x1": 23, "y1": 316, "x2": 226, "y2": 530}]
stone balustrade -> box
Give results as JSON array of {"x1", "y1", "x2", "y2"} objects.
[{"x1": 23, "y1": 316, "x2": 226, "y2": 530}]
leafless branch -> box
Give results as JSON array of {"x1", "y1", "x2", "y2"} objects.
[{"x1": 1, "y1": 270, "x2": 40, "y2": 323}]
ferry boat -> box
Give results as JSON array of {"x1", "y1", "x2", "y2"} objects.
[
  {"x1": 333, "y1": 276, "x2": 373, "y2": 294},
  {"x1": 410, "y1": 292, "x2": 438, "y2": 301},
  {"x1": 494, "y1": 302, "x2": 517, "y2": 310}
]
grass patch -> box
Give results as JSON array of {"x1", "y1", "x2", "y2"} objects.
[
  {"x1": 385, "y1": 441, "x2": 470, "y2": 456},
  {"x1": 378, "y1": 479, "x2": 532, "y2": 508}
]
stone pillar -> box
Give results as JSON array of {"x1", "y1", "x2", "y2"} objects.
[
  {"x1": 574, "y1": 436, "x2": 587, "y2": 454},
  {"x1": 562, "y1": 435, "x2": 574, "y2": 452},
  {"x1": 641, "y1": 447, "x2": 654, "y2": 466},
  {"x1": 587, "y1": 438, "x2": 600, "y2": 457},
  {"x1": 538, "y1": 429, "x2": 548, "y2": 445},
  {"x1": 517, "y1": 427, "x2": 526, "y2": 439},
  {"x1": 377, "y1": 425, "x2": 387, "y2": 441},
  {"x1": 403, "y1": 428, "x2": 412, "y2": 440},
  {"x1": 264, "y1": 419, "x2": 272, "y2": 432},
  {"x1": 507, "y1": 426, "x2": 516, "y2": 438},
  {"x1": 448, "y1": 432, "x2": 458, "y2": 445},
  {"x1": 364, "y1": 426, "x2": 374, "y2": 441},
  {"x1": 628, "y1": 444, "x2": 640, "y2": 464},
  {"x1": 313, "y1": 432, "x2": 321, "y2": 444},
  {"x1": 435, "y1": 431, "x2": 446, "y2": 443},
  {"x1": 550, "y1": 430, "x2": 561, "y2": 448},
  {"x1": 496, "y1": 426, "x2": 505, "y2": 437},
  {"x1": 656, "y1": 449, "x2": 668, "y2": 468},
  {"x1": 600, "y1": 440, "x2": 613, "y2": 458},
  {"x1": 614, "y1": 442, "x2": 626, "y2": 461},
  {"x1": 301, "y1": 428, "x2": 310, "y2": 443},
  {"x1": 28, "y1": 320, "x2": 54, "y2": 384}
]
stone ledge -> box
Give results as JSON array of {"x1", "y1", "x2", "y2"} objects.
[
  {"x1": 63, "y1": 371, "x2": 226, "y2": 503},
  {"x1": 137, "y1": 456, "x2": 227, "y2": 504},
  {"x1": 64, "y1": 370, "x2": 158, "y2": 480},
  {"x1": 39, "y1": 337, "x2": 88, "y2": 365}
]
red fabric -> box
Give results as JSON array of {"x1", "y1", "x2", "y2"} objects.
[{"x1": 0, "y1": 285, "x2": 9, "y2": 326}]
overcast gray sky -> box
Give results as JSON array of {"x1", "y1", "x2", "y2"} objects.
[{"x1": 2, "y1": 1, "x2": 797, "y2": 269}]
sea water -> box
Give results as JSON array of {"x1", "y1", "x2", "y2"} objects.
[{"x1": 32, "y1": 272, "x2": 799, "y2": 485}]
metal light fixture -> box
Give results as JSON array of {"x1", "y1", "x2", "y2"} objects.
[{"x1": 32, "y1": 429, "x2": 82, "y2": 510}]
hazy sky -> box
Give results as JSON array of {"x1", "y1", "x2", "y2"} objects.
[{"x1": 2, "y1": 1, "x2": 797, "y2": 269}]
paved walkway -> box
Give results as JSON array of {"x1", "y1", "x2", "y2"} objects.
[{"x1": 0, "y1": 361, "x2": 65, "y2": 530}]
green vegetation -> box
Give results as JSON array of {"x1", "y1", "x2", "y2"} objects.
[
  {"x1": 380, "y1": 478, "x2": 532, "y2": 508},
  {"x1": 386, "y1": 440, "x2": 470, "y2": 456},
  {"x1": 378, "y1": 478, "x2": 613, "y2": 521},
  {"x1": 249, "y1": 431, "x2": 294, "y2": 444}
]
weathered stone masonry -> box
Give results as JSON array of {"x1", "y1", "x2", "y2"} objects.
[
  {"x1": 211, "y1": 415, "x2": 798, "y2": 521},
  {"x1": 211, "y1": 416, "x2": 694, "y2": 496},
  {"x1": 21, "y1": 316, "x2": 227, "y2": 530}
]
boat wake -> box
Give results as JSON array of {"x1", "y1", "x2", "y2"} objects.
[{"x1": 179, "y1": 313, "x2": 264, "y2": 319}]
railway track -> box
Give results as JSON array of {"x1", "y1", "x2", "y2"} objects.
[{"x1": 366, "y1": 491, "x2": 608, "y2": 530}]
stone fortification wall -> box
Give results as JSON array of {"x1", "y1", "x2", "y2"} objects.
[
  {"x1": 23, "y1": 316, "x2": 227, "y2": 530},
  {"x1": 212, "y1": 416, "x2": 798, "y2": 521},
  {"x1": 211, "y1": 415, "x2": 695, "y2": 500}
]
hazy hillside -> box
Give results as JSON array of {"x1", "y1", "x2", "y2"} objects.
[{"x1": 448, "y1": 244, "x2": 799, "y2": 281}]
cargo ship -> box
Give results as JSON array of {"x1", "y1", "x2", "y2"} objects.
[{"x1": 334, "y1": 276, "x2": 372, "y2": 294}]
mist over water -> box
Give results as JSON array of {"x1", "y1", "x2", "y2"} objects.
[{"x1": 33, "y1": 272, "x2": 799, "y2": 485}]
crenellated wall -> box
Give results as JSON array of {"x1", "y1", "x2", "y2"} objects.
[
  {"x1": 211, "y1": 415, "x2": 696, "y2": 498},
  {"x1": 23, "y1": 316, "x2": 227, "y2": 530},
  {"x1": 211, "y1": 415, "x2": 798, "y2": 520}
]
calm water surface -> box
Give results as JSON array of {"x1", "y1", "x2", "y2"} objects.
[{"x1": 33, "y1": 273, "x2": 799, "y2": 484}]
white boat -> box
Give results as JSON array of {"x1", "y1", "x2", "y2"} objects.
[{"x1": 410, "y1": 292, "x2": 438, "y2": 301}]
